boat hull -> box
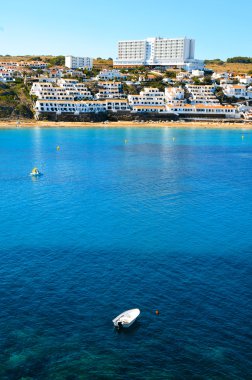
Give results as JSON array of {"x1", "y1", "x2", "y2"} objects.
[{"x1": 112, "y1": 308, "x2": 140, "y2": 328}]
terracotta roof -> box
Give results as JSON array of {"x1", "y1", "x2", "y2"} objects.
[{"x1": 232, "y1": 85, "x2": 246, "y2": 89}]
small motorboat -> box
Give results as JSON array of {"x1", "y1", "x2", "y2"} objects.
[
  {"x1": 112, "y1": 308, "x2": 140, "y2": 328},
  {"x1": 30, "y1": 167, "x2": 43, "y2": 177}
]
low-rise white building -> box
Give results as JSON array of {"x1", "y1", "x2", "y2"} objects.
[
  {"x1": 223, "y1": 84, "x2": 247, "y2": 98},
  {"x1": 212, "y1": 72, "x2": 230, "y2": 80},
  {"x1": 65, "y1": 56, "x2": 93, "y2": 70},
  {"x1": 30, "y1": 80, "x2": 93, "y2": 100},
  {"x1": 95, "y1": 81, "x2": 124, "y2": 99},
  {"x1": 165, "y1": 87, "x2": 184, "y2": 103},
  {"x1": 96, "y1": 69, "x2": 125, "y2": 81},
  {"x1": 186, "y1": 84, "x2": 219, "y2": 104},
  {"x1": 167, "y1": 103, "x2": 238, "y2": 118},
  {"x1": 35, "y1": 99, "x2": 130, "y2": 117},
  {"x1": 128, "y1": 87, "x2": 165, "y2": 106},
  {"x1": 237, "y1": 75, "x2": 252, "y2": 85},
  {"x1": 191, "y1": 69, "x2": 204, "y2": 77},
  {"x1": 219, "y1": 78, "x2": 234, "y2": 85},
  {"x1": 0, "y1": 71, "x2": 15, "y2": 82},
  {"x1": 131, "y1": 105, "x2": 170, "y2": 113}
]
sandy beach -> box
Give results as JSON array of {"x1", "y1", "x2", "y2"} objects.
[{"x1": 0, "y1": 120, "x2": 252, "y2": 129}]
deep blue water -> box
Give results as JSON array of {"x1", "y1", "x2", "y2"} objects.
[{"x1": 0, "y1": 127, "x2": 251, "y2": 379}]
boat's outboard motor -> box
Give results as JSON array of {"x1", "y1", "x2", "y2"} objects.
[{"x1": 118, "y1": 321, "x2": 123, "y2": 329}]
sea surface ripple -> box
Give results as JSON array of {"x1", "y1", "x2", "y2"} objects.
[{"x1": 0, "y1": 127, "x2": 251, "y2": 379}]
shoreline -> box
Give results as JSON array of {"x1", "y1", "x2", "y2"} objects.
[{"x1": 0, "y1": 120, "x2": 252, "y2": 129}]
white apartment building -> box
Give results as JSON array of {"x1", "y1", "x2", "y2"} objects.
[
  {"x1": 95, "y1": 81, "x2": 124, "y2": 99},
  {"x1": 128, "y1": 87, "x2": 165, "y2": 106},
  {"x1": 114, "y1": 37, "x2": 204, "y2": 71},
  {"x1": 237, "y1": 75, "x2": 252, "y2": 85},
  {"x1": 186, "y1": 85, "x2": 219, "y2": 104},
  {"x1": 0, "y1": 72, "x2": 15, "y2": 82},
  {"x1": 57, "y1": 78, "x2": 79, "y2": 88},
  {"x1": 0, "y1": 61, "x2": 47, "y2": 69},
  {"x1": 30, "y1": 80, "x2": 92, "y2": 101},
  {"x1": 35, "y1": 99, "x2": 130, "y2": 116},
  {"x1": 219, "y1": 78, "x2": 234, "y2": 85},
  {"x1": 65, "y1": 56, "x2": 93, "y2": 70},
  {"x1": 191, "y1": 70, "x2": 204, "y2": 77},
  {"x1": 96, "y1": 69, "x2": 125, "y2": 81},
  {"x1": 165, "y1": 87, "x2": 185, "y2": 103},
  {"x1": 212, "y1": 72, "x2": 229, "y2": 80},
  {"x1": 167, "y1": 104, "x2": 238, "y2": 118},
  {"x1": 131, "y1": 105, "x2": 169, "y2": 113},
  {"x1": 30, "y1": 82, "x2": 72, "y2": 100},
  {"x1": 0, "y1": 61, "x2": 18, "y2": 67},
  {"x1": 30, "y1": 83, "x2": 55, "y2": 95},
  {"x1": 223, "y1": 84, "x2": 247, "y2": 98}
]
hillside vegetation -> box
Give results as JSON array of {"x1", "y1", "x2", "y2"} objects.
[
  {"x1": 205, "y1": 62, "x2": 252, "y2": 74},
  {"x1": 0, "y1": 81, "x2": 33, "y2": 119}
]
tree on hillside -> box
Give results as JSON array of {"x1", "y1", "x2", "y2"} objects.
[
  {"x1": 164, "y1": 71, "x2": 176, "y2": 78},
  {"x1": 29, "y1": 56, "x2": 41, "y2": 61},
  {"x1": 205, "y1": 59, "x2": 224, "y2": 65},
  {"x1": 227, "y1": 56, "x2": 252, "y2": 63},
  {"x1": 46, "y1": 56, "x2": 65, "y2": 66},
  {"x1": 192, "y1": 77, "x2": 201, "y2": 85},
  {"x1": 123, "y1": 83, "x2": 137, "y2": 95},
  {"x1": 201, "y1": 76, "x2": 213, "y2": 85}
]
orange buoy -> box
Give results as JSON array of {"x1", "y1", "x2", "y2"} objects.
[{"x1": 155, "y1": 310, "x2": 159, "y2": 315}]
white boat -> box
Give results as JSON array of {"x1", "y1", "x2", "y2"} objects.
[
  {"x1": 112, "y1": 308, "x2": 140, "y2": 328},
  {"x1": 30, "y1": 167, "x2": 43, "y2": 177}
]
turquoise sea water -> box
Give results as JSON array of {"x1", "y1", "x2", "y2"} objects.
[{"x1": 0, "y1": 127, "x2": 251, "y2": 379}]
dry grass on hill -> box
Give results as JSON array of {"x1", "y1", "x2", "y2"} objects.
[
  {"x1": 0, "y1": 55, "x2": 53, "y2": 62},
  {"x1": 206, "y1": 62, "x2": 252, "y2": 74}
]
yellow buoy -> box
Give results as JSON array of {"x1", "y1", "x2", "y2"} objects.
[{"x1": 56, "y1": 145, "x2": 60, "y2": 151}]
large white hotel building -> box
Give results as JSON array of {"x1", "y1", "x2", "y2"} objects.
[
  {"x1": 114, "y1": 37, "x2": 204, "y2": 71},
  {"x1": 65, "y1": 56, "x2": 93, "y2": 70}
]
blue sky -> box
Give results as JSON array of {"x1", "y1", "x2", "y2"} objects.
[{"x1": 0, "y1": 0, "x2": 251, "y2": 59}]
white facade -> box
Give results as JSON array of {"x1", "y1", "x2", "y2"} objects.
[
  {"x1": 128, "y1": 88, "x2": 165, "y2": 106},
  {"x1": 114, "y1": 37, "x2": 204, "y2": 71},
  {"x1": 223, "y1": 85, "x2": 247, "y2": 98},
  {"x1": 165, "y1": 87, "x2": 185, "y2": 103},
  {"x1": 65, "y1": 56, "x2": 93, "y2": 70},
  {"x1": 167, "y1": 104, "x2": 238, "y2": 117},
  {"x1": 0, "y1": 71, "x2": 15, "y2": 82},
  {"x1": 30, "y1": 80, "x2": 93, "y2": 101},
  {"x1": 186, "y1": 85, "x2": 219, "y2": 104},
  {"x1": 212, "y1": 72, "x2": 229, "y2": 80},
  {"x1": 237, "y1": 76, "x2": 252, "y2": 85},
  {"x1": 96, "y1": 69, "x2": 125, "y2": 81},
  {"x1": 35, "y1": 99, "x2": 130, "y2": 116},
  {"x1": 191, "y1": 70, "x2": 204, "y2": 77},
  {"x1": 95, "y1": 81, "x2": 124, "y2": 100},
  {"x1": 131, "y1": 105, "x2": 169, "y2": 113}
]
